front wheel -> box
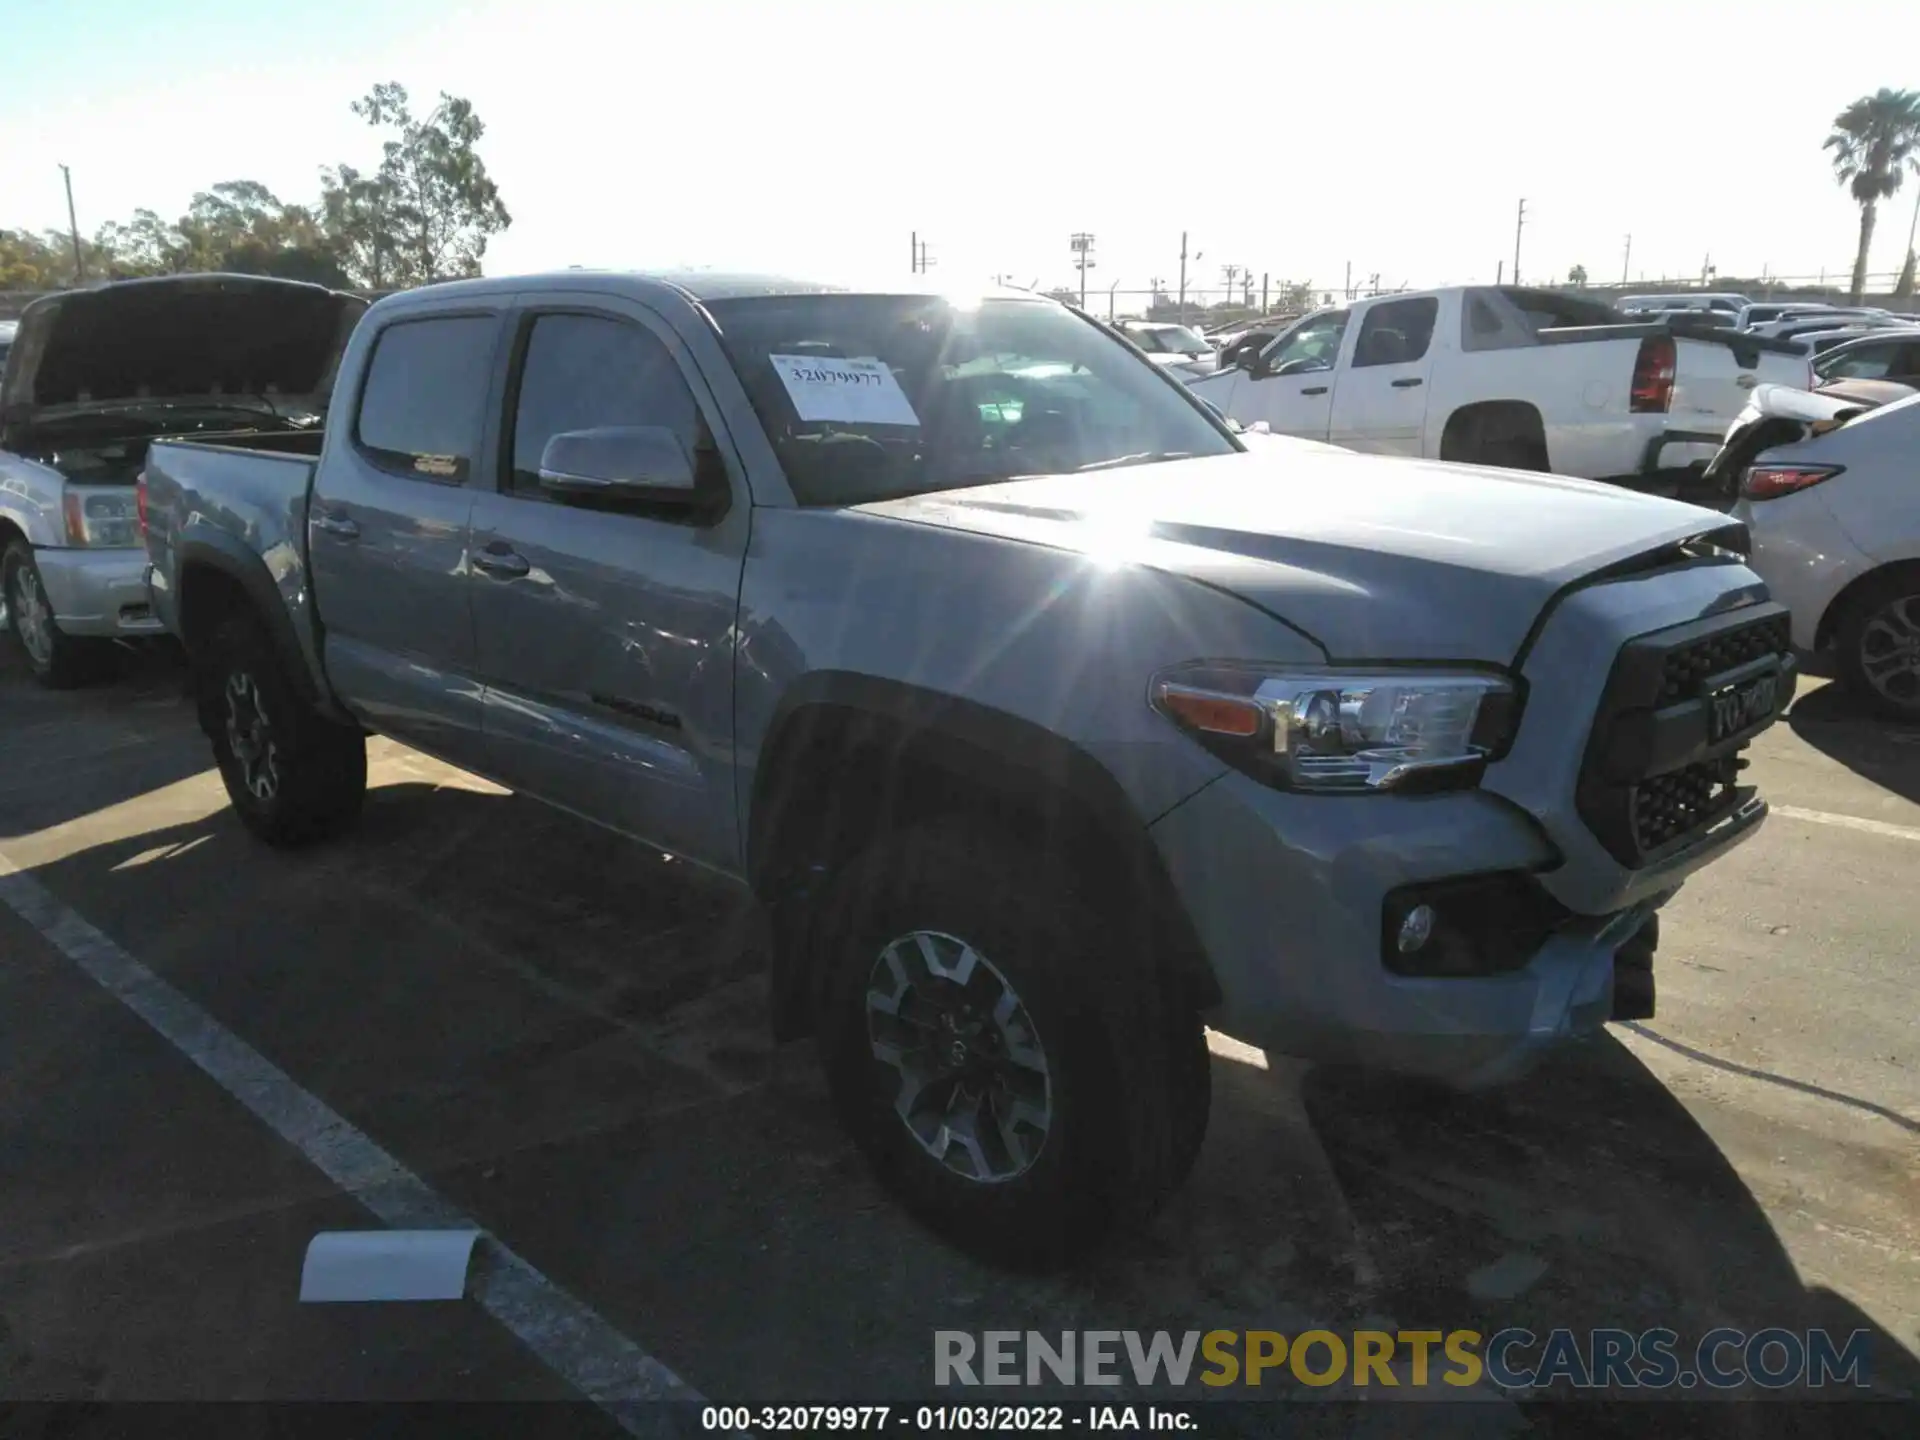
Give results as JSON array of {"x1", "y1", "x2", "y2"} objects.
[
  {"x1": 811, "y1": 824, "x2": 1208, "y2": 1267},
  {"x1": 201, "y1": 615, "x2": 368, "y2": 846},
  {"x1": 2, "y1": 540, "x2": 110, "y2": 689},
  {"x1": 1836, "y1": 571, "x2": 1920, "y2": 721}
]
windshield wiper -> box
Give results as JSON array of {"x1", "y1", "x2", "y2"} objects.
[{"x1": 1075, "y1": 450, "x2": 1195, "y2": 472}]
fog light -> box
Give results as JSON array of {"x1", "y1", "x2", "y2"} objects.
[{"x1": 1396, "y1": 904, "x2": 1436, "y2": 955}]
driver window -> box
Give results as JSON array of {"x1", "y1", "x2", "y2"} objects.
[
  {"x1": 1261, "y1": 311, "x2": 1348, "y2": 376},
  {"x1": 508, "y1": 313, "x2": 705, "y2": 497}
]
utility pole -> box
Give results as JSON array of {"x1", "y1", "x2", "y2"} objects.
[
  {"x1": 1070, "y1": 233, "x2": 1096, "y2": 308},
  {"x1": 1221, "y1": 263, "x2": 1242, "y2": 310},
  {"x1": 58, "y1": 164, "x2": 84, "y2": 284},
  {"x1": 1344, "y1": 260, "x2": 1352, "y2": 299},
  {"x1": 1904, "y1": 184, "x2": 1920, "y2": 283},
  {"x1": 1261, "y1": 273, "x2": 1269, "y2": 313},
  {"x1": 1177, "y1": 233, "x2": 1189, "y2": 323},
  {"x1": 1496, "y1": 260, "x2": 1504, "y2": 285},
  {"x1": 1622, "y1": 234, "x2": 1631, "y2": 285},
  {"x1": 1512, "y1": 198, "x2": 1527, "y2": 287},
  {"x1": 910, "y1": 234, "x2": 933, "y2": 274}
]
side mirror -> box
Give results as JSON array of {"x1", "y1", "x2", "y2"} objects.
[
  {"x1": 1243, "y1": 350, "x2": 1272, "y2": 379},
  {"x1": 1196, "y1": 396, "x2": 1240, "y2": 431},
  {"x1": 537, "y1": 425, "x2": 700, "y2": 506}
]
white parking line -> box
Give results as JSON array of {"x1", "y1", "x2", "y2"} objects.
[
  {"x1": 1773, "y1": 805, "x2": 1920, "y2": 845},
  {"x1": 0, "y1": 852, "x2": 702, "y2": 1435}
]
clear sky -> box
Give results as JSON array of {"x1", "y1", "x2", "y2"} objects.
[{"x1": 3, "y1": 0, "x2": 1916, "y2": 300}]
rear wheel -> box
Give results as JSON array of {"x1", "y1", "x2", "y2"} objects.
[
  {"x1": 201, "y1": 615, "x2": 367, "y2": 845},
  {"x1": 3, "y1": 540, "x2": 111, "y2": 689},
  {"x1": 811, "y1": 824, "x2": 1207, "y2": 1267},
  {"x1": 1835, "y1": 571, "x2": 1920, "y2": 721}
]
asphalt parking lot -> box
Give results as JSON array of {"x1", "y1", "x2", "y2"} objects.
[{"x1": 0, "y1": 640, "x2": 1915, "y2": 1435}]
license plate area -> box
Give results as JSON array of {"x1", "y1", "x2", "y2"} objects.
[{"x1": 1706, "y1": 656, "x2": 1783, "y2": 746}]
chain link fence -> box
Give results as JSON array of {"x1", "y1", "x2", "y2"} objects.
[{"x1": 9, "y1": 270, "x2": 1914, "y2": 326}]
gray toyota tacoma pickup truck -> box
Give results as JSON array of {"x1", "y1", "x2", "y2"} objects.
[{"x1": 141, "y1": 270, "x2": 1794, "y2": 1263}]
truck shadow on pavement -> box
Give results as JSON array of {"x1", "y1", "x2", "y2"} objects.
[
  {"x1": 5, "y1": 739, "x2": 1916, "y2": 1423},
  {"x1": 1786, "y1": 682, "x2": 1920, "y2": 807}
]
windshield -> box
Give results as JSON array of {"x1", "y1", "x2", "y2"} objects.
[
  {"x1": 704, "y1": 294, "x2": 1237, "y2": 506},
  {"x1": 1129, "y1": 324, "x2": 1212, "y2": 357}
]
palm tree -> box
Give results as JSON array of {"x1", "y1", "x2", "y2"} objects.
[{"x1": 1824, "y1": 88, "x2": 1920, "y2": 303}]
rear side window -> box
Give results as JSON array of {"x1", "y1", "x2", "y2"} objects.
[
  {"x1": 354, "y1": 315, "x2": 497, "y2": 480},
  {"x1": 1351, "y1": 297, "x2": 1439, "y2": 367}
]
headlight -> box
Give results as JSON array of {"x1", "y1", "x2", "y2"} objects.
[
  {"x1": 1149, "y1": 663, "x2": 1520, "y2": 793},
  {"x1": 63, "y1": 488, "x2": 141, "y2": 548}
]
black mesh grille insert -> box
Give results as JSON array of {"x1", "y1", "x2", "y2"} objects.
[
  {"x1": 1629, "y1": 757, "x2": 1740, "y2": 853},
  {"x1": 1576, "y1": 602, "x2": 1792, "y2": 868},
  {"x1": 1659, "y1": 613, "x2": 1792, "y2": 703}
]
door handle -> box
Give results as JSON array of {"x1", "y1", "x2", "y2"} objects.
[
  {"x1": 471, "y1": 545, "x2": 530, "y2": 580},
  {"x1": 1391, "y1": 377, "x2": 1424, "y2": 389},
  {"x1": 311, "y1": 512, "x2": 360, "y2": 540},
  {"x1": 1301, "y1": 385, "x2": 1329, "y2": 396}
]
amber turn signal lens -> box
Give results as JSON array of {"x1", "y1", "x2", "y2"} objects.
[{"x1": 1157, "y1": 686, "x2": 1261, "y2": 737}]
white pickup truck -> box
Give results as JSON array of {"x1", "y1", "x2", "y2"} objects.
[{"x1": 1187, "y1": 286, "x2": 1813, "y2": 487}]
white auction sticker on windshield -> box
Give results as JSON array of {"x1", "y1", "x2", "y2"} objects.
[{"x1": 768, "y1": 354, "x2": 920, "y2": 426}]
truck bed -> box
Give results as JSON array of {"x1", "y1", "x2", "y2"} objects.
[
  {"x1": 142, "y1": 433, "x2": 328, "y2": 688},
  {"x1": 1536, "y1": 319, "x2": 1810, "y2": 366},
  {"x1": 145, "y1": 433, "x2": 321, "y2": 556}
]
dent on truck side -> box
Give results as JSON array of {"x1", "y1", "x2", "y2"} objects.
[
  {"x1": 731, "y1": 502, "x2": 1324, "y2": 1033},
  {"x1": 148, "y1": 443, "x2": 335, "y2": 712}
]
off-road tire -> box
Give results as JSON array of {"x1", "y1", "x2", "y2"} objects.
[
  {"x1": 200, "y1": 615, "x2": 367, "y2": 846},
  {"x1": 2, "y1": 540, "x2": 112, "y2": 689},
  {"x1": 810, "y1": 822, "x2": 1207, "y2": 1267}
]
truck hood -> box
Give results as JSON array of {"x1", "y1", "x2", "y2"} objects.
[
  {"x1": 859, "y1": 450, "x2": 1745, "y2": 664},
  {"x1": 0, "y1": 274, "x2": 366, "y2": 431}
]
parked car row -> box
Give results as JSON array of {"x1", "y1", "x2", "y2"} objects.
[{"x1": 1616, "y1": 291, "x2": 1917, "y2": 337}]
